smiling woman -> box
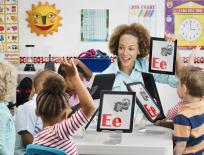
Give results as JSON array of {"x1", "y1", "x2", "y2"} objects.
[
  {"x1": 103, "y1": 22, "x2": 183, "y2": 92},
  {"x1": 26, "y1": 2, "x2": 62, "y2": 36}
]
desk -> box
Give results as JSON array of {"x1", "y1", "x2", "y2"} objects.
[{"x1": 74, "y1": 126, "x2": 173, "y2": 155}]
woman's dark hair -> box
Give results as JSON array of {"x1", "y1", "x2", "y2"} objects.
[
  {"x1": 36, "y1": 73, "x2": 69, "y2": 120},
  {"x1": 109, "y1": 23, "x2": 150, "y2": 58}
]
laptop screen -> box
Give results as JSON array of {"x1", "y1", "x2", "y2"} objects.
[
  {"x1": 90, "y1": 73, "x2": 115, "y2": 99},
  {"x1": 84, "y1": 74, "x2": 115, "y2": 130},
  {"x1": 84, "y1": 108, "x2": 99, "y2": 130}
]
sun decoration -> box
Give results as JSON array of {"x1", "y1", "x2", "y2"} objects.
[{"x1": 26, "y1": 2, "x2": 62, "y2": 36}]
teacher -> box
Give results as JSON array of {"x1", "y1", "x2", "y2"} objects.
[{"x1": 103, "y1": 22, "x2": 183, "y2": 91}]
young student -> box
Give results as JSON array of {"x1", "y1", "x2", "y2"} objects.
[
  {"x1": 33, "y1": 58, "x2": 96, "y2": 154},
  {"x1": 173, "y1": 66, "x2": 204, "y2": 155},
  {"x1": 0, "y1": 61, "x2": 17, "y2": 155},
  {"x1": 166, "y1": 46, "x2": 200, "y2": 120},
  {"x1": 15, "y1": 70, "x2": 58, "y2": 155},
  {"x1": 155, "y1": 47, "x2": 200, "y2": 129},
  {"x1": 58, "y1": 58, "x2": 92, "y2": 107}
]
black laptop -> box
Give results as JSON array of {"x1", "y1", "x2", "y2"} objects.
[
  {"x1": 90, "y1": 73, "x2": 115, "y2": 99},
  {"x1": 69, "y1": 73, "x2": 115, "y2": 129},
  {"x1": 84, "y1": 74, "x2": 116, "y2": 129}
]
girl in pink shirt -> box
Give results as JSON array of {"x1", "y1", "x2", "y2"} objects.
[{"x1": 58, "y1": 58, "x2": 92, "y2": 107}]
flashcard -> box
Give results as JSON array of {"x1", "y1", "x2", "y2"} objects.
[
  {"x1": 6, "y1": 24, "x2": 18, "y2": 33},
  {"x1": 97, "y1": 91, "x2": 135, "y2": 133},
  {"x1": 149, "y1": 37, "x2": 177, "y2": 75},
  {"x1": 7, "y1": 34, "x2": 18, "y2": 42},
  {"x1": 125, "y1": 82, "x2": 161, "y2": 123}
]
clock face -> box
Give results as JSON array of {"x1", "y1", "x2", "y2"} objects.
[{"x1": 179, "y1": 18, "x2": 202, "y2": 41}]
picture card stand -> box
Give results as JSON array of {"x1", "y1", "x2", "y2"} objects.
[
  {"x1": 125, "y1": 82, "x2": 162, "y2": 124},
  {"x1": 149, "y1": 37, "x2": 177, "y2": 75},
  {"x1": 97, "y1": 90, "x2": 136, "y2": 132},
  {"x1": 141, "y1": 72, "x2": 165, "y2": 120}
]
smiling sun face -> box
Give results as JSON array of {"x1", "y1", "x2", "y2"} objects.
[{"x1": 26, "y1": 2, "x2": 62, "y2": 36}]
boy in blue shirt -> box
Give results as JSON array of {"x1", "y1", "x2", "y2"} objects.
[{"x1": 174, "y1": 66, "x2": 204, "y2": 155}]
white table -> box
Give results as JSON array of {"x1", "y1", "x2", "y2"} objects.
[{"x1": 74, "y1": 126, "x2": 173, "y2": 155}]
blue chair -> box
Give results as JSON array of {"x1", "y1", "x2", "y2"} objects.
[{"x1": 26, "y1": 144, "x2": 68, "y2": 155}]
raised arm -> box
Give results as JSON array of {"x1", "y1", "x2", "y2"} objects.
[
  {"x1": 74, "y1": 58, "x2": 93, "y2": 81},
  {"x1": 188, "y1": 46, "x2": 200, "y2": 66},
  {"x1": 175, "y1": 51, "x2": 184, "y2": 76},
  {"x1": 164, "y1": 33, "x2": 184, "y2": 76},
  {"x1": 61, "y1": 58, "x2": 96, "y2": 118}
]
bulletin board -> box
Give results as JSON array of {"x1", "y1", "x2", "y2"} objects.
[
  {"x1": 165, "y1": 0, "x2": 204, "y2": 49},
  {"x1": 0, "y1": 0, "x2": 19, "y2": 63},
  {"x1": 81, "y1": 9, "x2": 109, "y2": 42}
]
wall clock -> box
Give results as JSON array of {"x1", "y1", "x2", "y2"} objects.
[
  {"x1": 166, "y1": 1, "x2": 204, "y2": 49},
  {"x1": 179, "y1": 18, "x2": 202, "y2": 41}
]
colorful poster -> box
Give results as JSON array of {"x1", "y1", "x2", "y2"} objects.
[
  {"x1": 129, "y1": 4, "x2": 157, "y2": 36},
  {"x1": 165, "y1": 0, "x2": 204, "y2": 49},
  {"x1": 81, "y1": 9, "x2": 109, "y2": 42},
  {"x1": 0, "y1": 0, "x2": 19, "y2": 63}
]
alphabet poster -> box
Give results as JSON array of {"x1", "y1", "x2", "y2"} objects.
[
  {"x1": 97, "y1": 91, "x2": 135, "y2": 133},
  {"x1": 149, "y1": 37, "x2": 177, "y2": 75},
  {"x1": 0, "y1": 0, "x2": 20, "y2": 63}
]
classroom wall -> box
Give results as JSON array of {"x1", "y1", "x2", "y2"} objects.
[
  {"x1": 19, "y1": 0, "x2": 165, "y2": 57},
  {"x1": 16, "y1": 0, "x2": 202, "y2": 109}
]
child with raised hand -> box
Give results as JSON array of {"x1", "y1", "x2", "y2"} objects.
[
  {"x1": 58, "y1": 58, "x2": 93, "y2": 108},
  {"x1": 0, "y1": 61, "x2": 17, "y2": 155},
  {"x1": 33, "y1": 58, "x2": 96, "y2": 154},
  {"x1": 173, "y1": 66, "x2": 204, "y2": 155},
  {"x1": 166, "y1": 46, "x2": 201, "y2": 120},
  {"x1": 155, "y1": 47, "x2": 200, "y2": 129},
  {"x1": 15, "y1": 70, "x2": 58, "y2": 155}
]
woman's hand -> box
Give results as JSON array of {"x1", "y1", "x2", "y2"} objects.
[
  {"x1": 164, "y1": 33, "x2": 177, "y2": 42},
  {"x1": 164, "y1": 33, "x2": 184, "y2": 76}
]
